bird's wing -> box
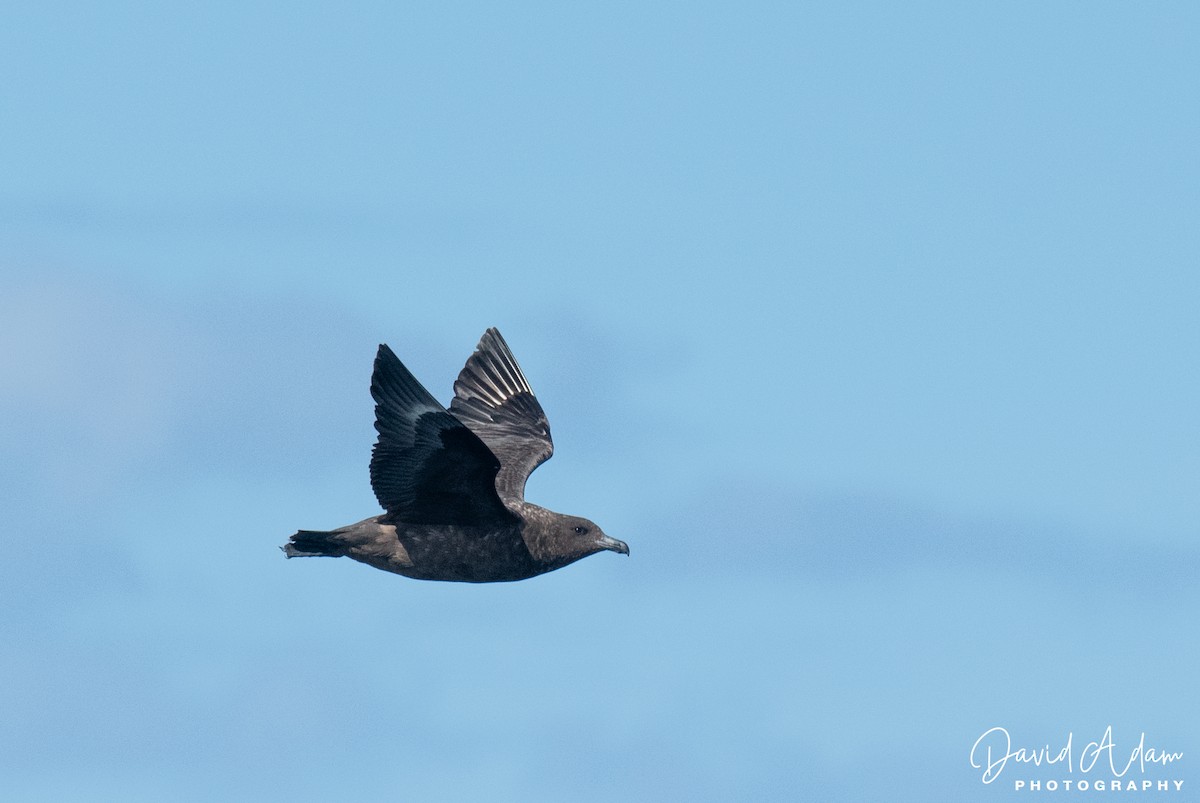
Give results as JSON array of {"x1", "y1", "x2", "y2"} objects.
[
  {"x1": 448, "y1": 328, "x2": 554, "y2": 505},
  {"x1": 369, "y1": 344, "x2": 517, "y2": 526}
]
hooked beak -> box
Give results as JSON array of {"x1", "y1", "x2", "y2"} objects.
[{"x1": 596, "y1": 533, "x2": 630, "y2": 556}]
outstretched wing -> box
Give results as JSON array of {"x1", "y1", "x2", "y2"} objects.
[
  {"x1": 449, "y1": 328, "x2": 554, "y2": 505},
  {"x1": 369, "y1": 344, "x2": 516, "y2": 526}
]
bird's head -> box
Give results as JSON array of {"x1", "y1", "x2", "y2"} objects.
[
  {"x1": 561, "y1": 515, "x2": 629, "y2": 558},
  {"x1": 524, "y1": 510, "x2": 629, "y2": 569}
]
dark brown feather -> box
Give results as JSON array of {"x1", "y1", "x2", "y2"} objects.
[
  {"x1": 369, "y1": 344, "x2": 516, "y2": 526},
  {"x1": 449, "y1": 328, "x2": 554, "y2": 505}
]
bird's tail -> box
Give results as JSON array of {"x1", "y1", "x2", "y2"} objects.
[{"x1": 282, "y1": 529, "x2": 347, "y2": 558}]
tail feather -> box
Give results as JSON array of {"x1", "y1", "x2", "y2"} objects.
[{"x1": 282, "y1": 529, "x2": 346, "y2": 558}]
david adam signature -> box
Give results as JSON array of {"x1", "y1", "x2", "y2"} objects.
[{"x1": 970, "y1": 726, "x2": 1182, "y2": 785}]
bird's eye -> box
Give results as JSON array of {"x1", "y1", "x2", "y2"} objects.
[{"x1": 573, "y1": 526, "x2": 588, "y2": 535}]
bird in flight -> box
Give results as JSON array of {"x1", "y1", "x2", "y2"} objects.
[{"x1": 283, "y1": 328, "x2": 628, "y2": 582}]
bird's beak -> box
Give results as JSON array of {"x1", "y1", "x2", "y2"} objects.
[{"x1": 596, "y1": 534, "x2": 630, "y2": 556}]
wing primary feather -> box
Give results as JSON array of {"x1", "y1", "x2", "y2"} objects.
[
  {"x1": 369, "y1": 343, "x2": 513, "y2": 525},
  {"x1": 449, "y1": 328, "x2": 555, "y2": 505}
]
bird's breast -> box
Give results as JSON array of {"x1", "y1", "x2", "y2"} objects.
[{"x1": 392, "y1": 522, "x2": 543, "y2": 583}]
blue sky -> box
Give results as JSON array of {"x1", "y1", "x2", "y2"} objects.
[{"x1": 2, "y1": 3, "x2": 1196, "y2": 800}]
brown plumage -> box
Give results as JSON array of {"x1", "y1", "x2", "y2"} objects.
[{"x1": 283, "y1": 328, "x2": 628, "y2": 583}]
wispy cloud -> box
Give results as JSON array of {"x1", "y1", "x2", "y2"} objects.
[
  {"x1": 654, "y1": 479, "x2": 1200, "y2": 595},
  {"x1": 0, "y1": 195, "x2": 509, "y2": 239}
]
